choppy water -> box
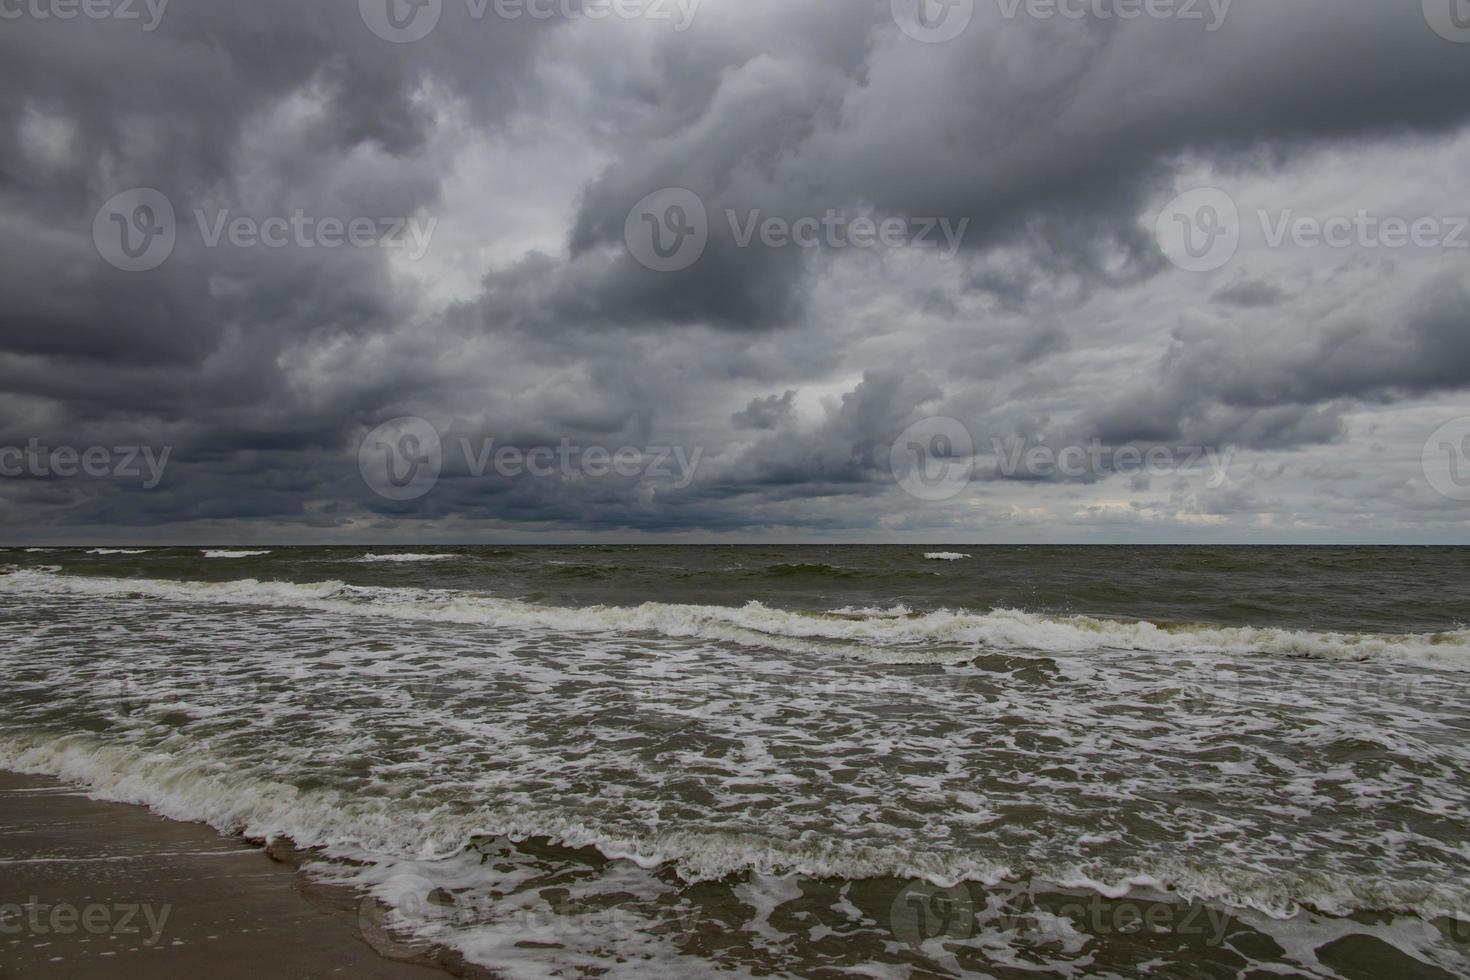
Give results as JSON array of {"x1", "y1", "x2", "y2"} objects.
[{"x1": 2, "y1": 546, "x2": 1469, "y2": 978}]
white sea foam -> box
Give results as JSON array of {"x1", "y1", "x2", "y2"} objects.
[
  {"x1": 86, "y1": 548, "x2": 151, "y2": 555},
  {"x1": 2, "y1": 567, "x2": 1467, "y2": 671},
  {"x1": 924, "y1": 552, "x2": 971, "y2": 561},
  {"x1": 2, "y1": 730, "x2": 1466, "y2": 924},
  {"x1": 201, "y1": 550, "x2": 272, "y2": 559},
  {"x1": 5, "y1": 567, "x2": 1470, "y2": 978}
]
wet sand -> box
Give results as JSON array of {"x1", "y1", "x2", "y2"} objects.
[{"x1": 0, "y1": 771, "x2": 481, "y2": 979}]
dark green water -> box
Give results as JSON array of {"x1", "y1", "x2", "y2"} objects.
[
  {"x1": 15, "y1": 544, "x2": 1470, "y2": 630},
  {"x1": 1, "y1": 545, "x2": 1468, "y2": 977}
]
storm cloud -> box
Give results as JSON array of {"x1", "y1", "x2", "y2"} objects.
[{"x1": 2, "y1": 0, "x2": 1469, "y2": 543}]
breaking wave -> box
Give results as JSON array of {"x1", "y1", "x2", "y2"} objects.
[
  {"x1": 2, "y1": 730, "x2": 1466, "y2": 922},
  {"x1": 3, "y1": 567, "x2": 1468, "y2": 671}
]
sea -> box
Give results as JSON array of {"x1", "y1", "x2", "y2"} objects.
[{"x1": 1, "y1": 545, "x2": 1468, "y2": 978}]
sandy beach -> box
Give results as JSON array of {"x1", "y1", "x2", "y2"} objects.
[{"x1": 0, "y1": 771, "x2": 475, "y2": 980}]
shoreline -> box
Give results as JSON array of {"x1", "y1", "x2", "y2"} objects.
[{"x1": 0, "y1": 770, "x2": 493, "y2": 979}]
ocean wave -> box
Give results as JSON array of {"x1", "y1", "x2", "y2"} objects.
[
  {"x1": 545, "y1": 562, "x2": 613, "y2": 579},
  {"x1": 2, "y1": 568, "x2": 1468, "y2": 670},
  {"x1": 201, "y1": 550, "x2": 272, "y2": 559},
  {"x1": 86, "y1": 548, "x2": 151, "y2": 555},
  {"x1": 732, "y1": 562, "x2": 939, "y2": 584},
  {"x1": 2, "y1": 730, "x2": 1466, "y2": 922},
  {"x1": 759, "y1": 562, "x2": 863, "y2": 579},
  {"x1": 350, "y1": 553, "x2": 456, "y2": 564},
  {"x1": 925, "y1": 552, "x2": 972, "y2": 561}
]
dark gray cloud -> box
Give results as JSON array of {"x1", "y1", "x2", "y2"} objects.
[
  {"x1": 1212, "y1": 279, "x2": 1290, "y2": 309},
  {"x1": 537, "y1": 1, "x2": 1470, "y2": 330},
  {"x1": 1088, "y1": 273, "x2": 1470, "y2": 453},
  {"x1": 732, "y1": 391, "x2": 798, "y2": 431},
  {"x1": 2, "y1": 0, "x2": 1470, "y2": 541}
]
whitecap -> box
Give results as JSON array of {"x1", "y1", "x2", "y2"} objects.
[{"x1": 3, "y1": 567, "x2": 1469, "y2": 671}]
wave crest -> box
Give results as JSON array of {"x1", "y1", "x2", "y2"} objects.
[
  {"x1": 2, "y1": 567, "x2": 1467, "y2": 670},
  {"x1": 3, "y1": 731, "x2": 1467, "y2": 921}
]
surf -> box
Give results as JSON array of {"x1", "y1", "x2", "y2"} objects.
[{"x1": 4, "y1": 566, "x2": 1469, "y2": 670}]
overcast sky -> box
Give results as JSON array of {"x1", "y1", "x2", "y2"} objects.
[{"x1": 3, "y1": 0, "x2": 1470, "y2": 544}]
